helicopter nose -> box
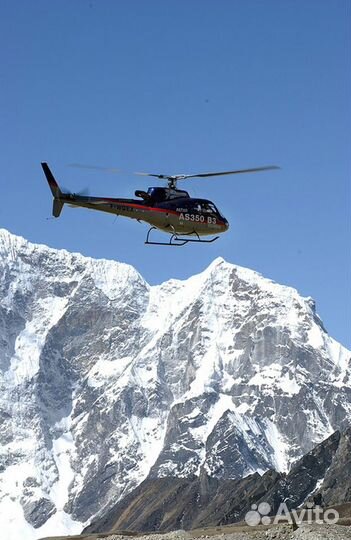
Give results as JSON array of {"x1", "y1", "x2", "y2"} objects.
[{"x1": 223, "y1": 219, "x2": 229, "y2": 231}]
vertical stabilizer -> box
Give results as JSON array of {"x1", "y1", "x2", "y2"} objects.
[
  {"x1": 41, "y1": 162, "x2": 64, "y2": 218},
  {"x1": 52, "y1": 199, "x2": 64, "y2": 218}
]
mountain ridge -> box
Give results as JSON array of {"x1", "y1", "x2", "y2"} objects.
[
  {"x1": 83, "y1": 428, "x2": 351, "y2": 534},
  {"x1": 0, "y1": 228, "x2": 350, "y2": 540}
]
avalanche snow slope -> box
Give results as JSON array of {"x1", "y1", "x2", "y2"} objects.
[{"x1": 0, "y1": 228, "x2": 350, "y2": 540}]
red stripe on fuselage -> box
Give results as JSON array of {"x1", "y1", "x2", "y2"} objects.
[
  {"x1": 91, "y1": 198, "x2": 227, "y2": 227},
  {"x1": 98, "y1": 198, "x2": 179, "y2": 215}
]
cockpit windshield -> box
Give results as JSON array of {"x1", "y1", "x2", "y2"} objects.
[
  {"x1": 203, "y1": 202, "x2": 217, "y2": 213},
  {"x1": 194, "y1": 201, "x2": 223, "y2": 217}
]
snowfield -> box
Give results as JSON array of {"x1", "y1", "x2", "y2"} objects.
[{"x1": 0, "y1": 228, "x2": 350, "y2": 540}]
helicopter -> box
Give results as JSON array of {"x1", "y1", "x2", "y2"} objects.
[{"x1": 41, "y1": 162, "x2": 279, "y2": 246}]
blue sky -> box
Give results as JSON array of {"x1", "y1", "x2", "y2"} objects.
[{"x1": 1, "y1": 0, "x2": 350, "y2": 347}]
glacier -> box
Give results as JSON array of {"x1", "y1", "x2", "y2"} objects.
[{"x1": 0, "y1": 228, "x2": 350, "y2": 540}]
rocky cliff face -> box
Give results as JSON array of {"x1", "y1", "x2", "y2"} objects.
[
  {"x1": 0, "y1": 228, "x2": 350, "y2": 540},
  {"x1": 315, "y1": 427, "x2": 351, "y2": 505},
  {"x1": 84, "y1": 429, "x2": 351, "y2": 534}
]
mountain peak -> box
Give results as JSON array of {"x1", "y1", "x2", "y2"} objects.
[
  {"x1": 0, "y1": 227, "x2": 27, "y2": 254},
  {"x1": 0, "y1": 228, "x2": 147, "y2": 301},
  {"x1": 202, "y1": 256, "x2": 295, "y2": 298},
  {"x1": 207, "y1": 255, "x2": 226, "y2": 268},
  {"x1": 0, "y1": 228, "x2": 350, "y2": 540}
]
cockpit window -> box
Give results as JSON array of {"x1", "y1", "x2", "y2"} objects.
[{"x1": 199, "y1": 202, "x2": 218, "y2": 214}]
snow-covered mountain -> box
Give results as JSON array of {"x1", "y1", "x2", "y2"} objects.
[{"x1": 0, "y1": 228, "x2": 350, "y2": 540}]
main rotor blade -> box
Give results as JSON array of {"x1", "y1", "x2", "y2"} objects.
[
  {"x1": 68, "y1": 164, "x2": 280, "y2": 182},
  {"x1": 68, "y1": 163, "x2": 120, "y2": 174},
  {"x1": 180, "y1": 165, "x2": 280, "y2": 180},
  {"x1": 134, "y1": 165, "x2": 280, "y2": 182}
]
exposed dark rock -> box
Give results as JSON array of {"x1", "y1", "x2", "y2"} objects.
[
  {"x1": 85, "y1": 429, "x2": 351, "y2": 534},
  {"x1": 21, "y1": 497, "x2": 56, "y2": 528}
]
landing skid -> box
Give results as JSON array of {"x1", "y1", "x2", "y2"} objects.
[{"x1": 145, "y1": 227, "x2": 219, "y2": 246}]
